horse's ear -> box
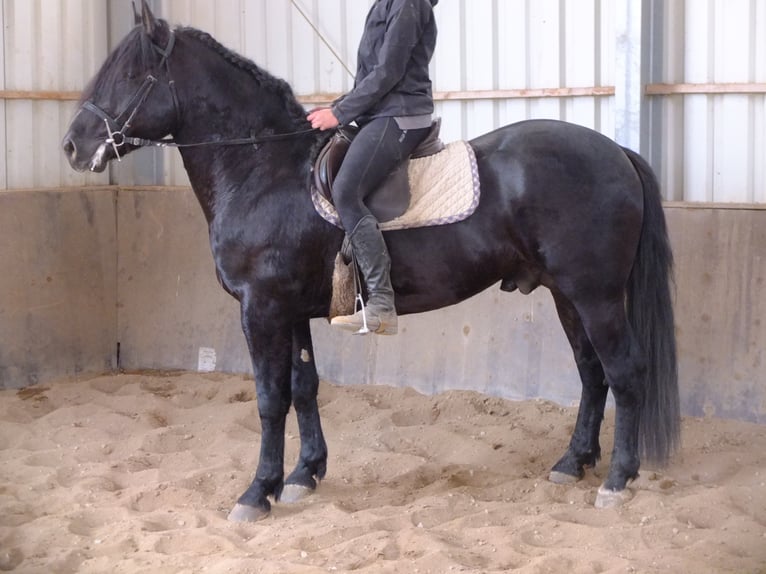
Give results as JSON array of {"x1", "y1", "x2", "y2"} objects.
[
  {"x1": 131, "y1": 1, "x2": 141, "y2": 26},
  {"x1": 141, "y1": 0, "x2": 157, "y2": 35}
]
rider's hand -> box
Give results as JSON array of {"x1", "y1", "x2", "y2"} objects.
[{"x1": 307, "y1": 107, "x2": 340, "y2": 131}]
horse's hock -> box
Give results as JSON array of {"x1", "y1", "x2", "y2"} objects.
[{"x1": 1, "y1": 188, "x2": 764, "y2": 426}]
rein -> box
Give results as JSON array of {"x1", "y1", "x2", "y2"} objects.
[
  {"x1": 81, "y1": 30, "x2": 317, "y2": 160},
  {"x1": 123, "y1": 127, "x2": 319, "y2": 150}
]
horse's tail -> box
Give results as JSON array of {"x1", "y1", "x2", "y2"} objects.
[{"x1": 622, "y1": 147, "x2": 681, "y2": 466}]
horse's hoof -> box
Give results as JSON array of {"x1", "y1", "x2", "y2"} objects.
[
  {"x1": 227, "y1": 503, "x2": 270, "y2": 522},
  {"x1": 594, "y1": 485, "x2": 633, "y2": 508},
  {"x1": 549, "y1": 470, "x2": 580, "y2": 485},
  {"x1": 280, "y1": 484, "x2": 313, "y2": 504}
]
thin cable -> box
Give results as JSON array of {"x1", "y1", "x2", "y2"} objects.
[{"x1": 289, "y1": 0, "x2": 355, "y2": 80}]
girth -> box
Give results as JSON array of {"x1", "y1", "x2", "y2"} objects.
[{"x1": 313, "y1": 118, "x2": 445, "y2": 223}]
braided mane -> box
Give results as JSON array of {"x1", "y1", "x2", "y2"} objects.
[{"x1": 178, "y1": 26, "x2": 308, "y2": 123}]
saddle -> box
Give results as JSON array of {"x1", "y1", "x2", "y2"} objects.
[{"x1": 313, "y1": 119, "x2": 445, "y2": 222}]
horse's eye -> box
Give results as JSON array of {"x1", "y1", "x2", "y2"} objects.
[{"x1": 126, "y1": 71, "x2": 137, "y2": 81}]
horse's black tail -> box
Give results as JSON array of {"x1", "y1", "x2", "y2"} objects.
[{"x1": 622, "y1": 147, "x2": 681, "y2": 466}]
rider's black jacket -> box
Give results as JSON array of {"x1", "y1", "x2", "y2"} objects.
[{"x1": 332, "y1": 0, "x2": 438, "y2": 126}]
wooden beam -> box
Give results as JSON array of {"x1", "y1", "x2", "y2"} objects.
[
  {"x1": 435, "y1": 87, "x2": 616, "y2": 100},
  {"x1": 6, "y1": 83, "x2": 764, "y2": 103},
  {"x1": 0, "y1": 90, "x2": 81, "y2": 101},
  {"x1": 299, "y1": 86, "x2": 616, "y2": 105},
  {"x1": 298, "y1": 93, "x2": 341, "y2": 105},
  {"x1": 646, "y1": 83, "x2": 766, "y2": 95},
  {"x1": 3, "y1": 86, "x2": 617, "y2": 105}
]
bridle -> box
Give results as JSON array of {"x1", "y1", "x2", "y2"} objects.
[
  {"x1": 82, "y1": 31, "x2": 180, "y2": 161},
  {"x1": 80, "y1": 29, "x2": 316, "y2": 162}
]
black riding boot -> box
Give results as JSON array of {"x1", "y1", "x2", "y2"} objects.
[{"x1": 331, "y1": 215, "x2": 398, "y2": 335}]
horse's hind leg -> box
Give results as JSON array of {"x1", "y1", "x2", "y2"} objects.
[
  {"x1": 282, "y1": 320, "x2": 328, "y2": 502},
  {"x1": 575, "y1": 299, "x2": 647, "y2": 507},
  {"x1": 548, "y1": 289, "x2": 609, "y2": 484}
]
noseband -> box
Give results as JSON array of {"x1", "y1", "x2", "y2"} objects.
[{"x1": 81, "y1": 31, "x2": 180, "y2": 161}]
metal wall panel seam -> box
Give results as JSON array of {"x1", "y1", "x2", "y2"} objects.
[
  {"x1": 1, "y1": 0, "x2": 6, "y2": 189},
  {"x1": 558, "y1": 0, "x2": 566, "y2": 121},
  {"x1": 5, "y1": 1, "x2": 30, "y2": 188},
  {"x1": 706, "y1": 0, "x2": 716, "y2": 201},
  {"x1": 522, "y1": 0, "x2": 532, "y2": 122},
  {"x1": 747, "y1": 0, "x2": 758, "y2": 202},
  {"x1": 614, "y1": 0, "x2": 642, "y2": 150},
  {"x1": 459, "y1": 0, "x2": 468, "y2": 141},
  {"x1": 749, "y1": 0, "x2": 757, "y2": 81},
  {"x1": 287, "y1": 0, "x2": 294, "y2": 94},
  {"x1": 491, "y1": 0, "x2": 500, "y2": 129},
  {"x1": 745, "y1": 97, "x2": 757, "y2": 202},
  {"x1": 594, "y1": 0, "x2": 603, "y2": 133},
  {"x1": 642, "y1": 0, "x2": 663, "y2": 170}
]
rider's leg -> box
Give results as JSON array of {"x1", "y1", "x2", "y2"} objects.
[{"x1": 330, "y1": 117, "x2": 428, "y2": 335}]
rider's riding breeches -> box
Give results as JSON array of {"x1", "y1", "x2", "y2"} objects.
[{"x1": 331, "y1": 116, "x2": 430, "y2": 233}]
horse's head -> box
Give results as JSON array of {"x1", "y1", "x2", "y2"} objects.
[{"x1": 62, "y1": 1, "x2": 178, "y2": 172}]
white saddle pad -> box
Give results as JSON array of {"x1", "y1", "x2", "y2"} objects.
[{"x1": 311, "y1": 140, "x2": 481, "y2": 231}]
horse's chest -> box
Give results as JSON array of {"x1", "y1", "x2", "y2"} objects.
[{"x1": 208, "y1": 230, "x2": 262, "y2": 287}]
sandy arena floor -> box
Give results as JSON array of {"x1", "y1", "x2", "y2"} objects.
[{"x1": 0, "y1": 372, "x2": 764, "y2": 573}]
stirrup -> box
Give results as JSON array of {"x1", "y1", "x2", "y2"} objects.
[
  {"x1": 351, "y1": 248, "x2": 371, "y2": 335},
  {"x1": 330, "y1": 295, "x2": 398, "y2": 335},
  {"x1": 356, "y1": 293, "x2": 371, "y2": 335}
]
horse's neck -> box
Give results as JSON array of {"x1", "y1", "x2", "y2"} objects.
[
  {"x1": 171, "y1": 34, "x2": 310, "y2": 220},
  {"x1": 177, "y1": 140, "x2": 308, "y2": 224}
]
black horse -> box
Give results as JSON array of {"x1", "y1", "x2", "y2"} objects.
[{"x1": 62, "y1": 3, "x2": 679, "y2": 521}]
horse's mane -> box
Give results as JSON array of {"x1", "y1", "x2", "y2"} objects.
[
  {"x1": 82, "y1": 21, "x2": 310, "y2": 126},
  {"x1": 178, "y1": 26, "x2": 308, "y2": 124},
  {"x1": 177, "y1": 25, "x2": 332, "y2": 160}
]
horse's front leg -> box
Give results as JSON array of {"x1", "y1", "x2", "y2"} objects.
[
  {"x1": 228, "y1": 302, "x2": 292, "y2": 522},
  {"x1": 282, "y1": 319, "x2": 328, "y2": 502}
]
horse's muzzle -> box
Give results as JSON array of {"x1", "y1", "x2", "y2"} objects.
[
  {"x1": 61, "y1": 132, "x2": 108, "y2": 173},
  {"x1": 61, "y1": 135, "x2": 79, "y2": 164}
]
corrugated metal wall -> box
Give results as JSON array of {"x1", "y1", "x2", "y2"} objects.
[
  {"x1": 647, "y1": 0, "x2": 766, "y2": 202},
  {"x1": 0, "y1": 0, "x2": 109, "y2": 189},
  {"x1": 1, "y1": 0, "x2": 764, "y2": 201},
  {"x1": 0, "y1": 0, "x2": 617, "y2": 189},
  {"x1": 138, "y1": 0, "x2": 617, "y2": 186}
]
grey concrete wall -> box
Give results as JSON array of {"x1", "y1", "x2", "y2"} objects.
[
  {"x1": 110, "y1": 191, "x2": 766, "y2": 424},
  {"x1": 0, "y1": 189, "x2": 117, "y2": 388},
  {"x1": 312, "y1": 207, "x2": 766, "y2": 423},
  {"x1": 1, "y1": 189, "x2": 764, "y2": 424},
  {"x1": 115, "y1": 189, "x2": 248, "y2": 373},
  {"x1": 112, "y1": 190, "x2": 583, "y2": 409},
  {"x1": 667, "y1": 207, "x2": 765, "y2": 422}
]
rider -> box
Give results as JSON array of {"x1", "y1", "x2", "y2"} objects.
[{"x1": 307, "y1": 0, "x2": 439, "y2": 335}]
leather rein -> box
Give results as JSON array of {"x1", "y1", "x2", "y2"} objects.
[{"x1": 80, "y1": 30, "x2": 317, "y2": 161}]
